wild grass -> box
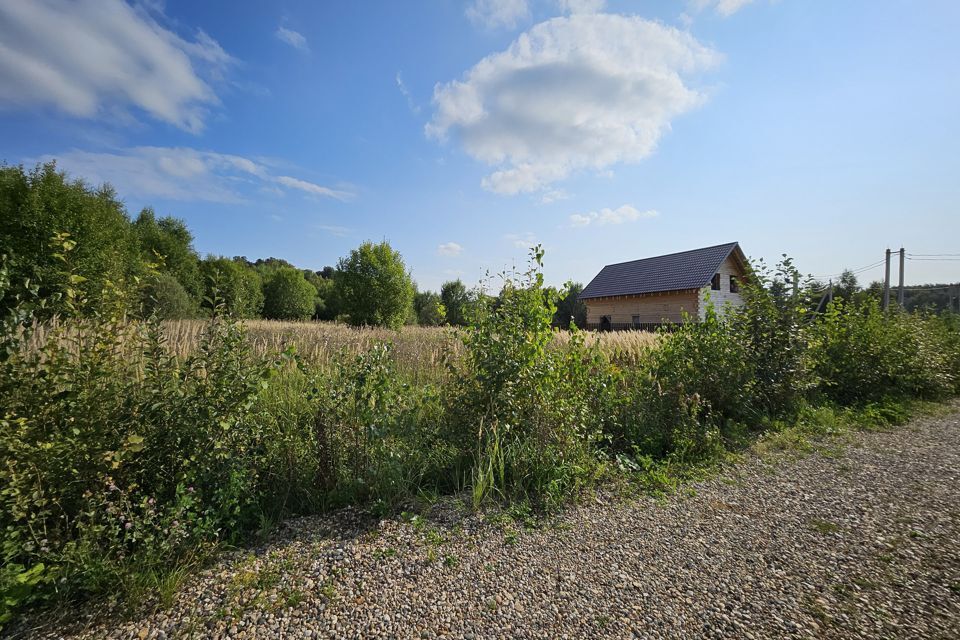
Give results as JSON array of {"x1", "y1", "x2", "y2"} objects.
[{"x1": 20, "y1": 317, "x2": 659, "y2": 384}]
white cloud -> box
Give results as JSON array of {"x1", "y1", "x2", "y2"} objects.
[
  {"x1": 315, "y1": 224, "x2": 351, "y2": 237},
  {"x1": 466, "y1": 0, "x2": 530, "y2": 30},
  {"x1": 504, "y1": 232, "x2": 538, "y2": 249},
  {"x1": 34, "y1": 146, "x2": 353, "y2": 204},
  {"x1": 569, "y1": 204, "x2": 658, "y2": 227},
  {"x1": 437, "y1": 242, "x2": 464, "y2": 257},
  {"x1": 427, "y1": 14, "x2": 719, "y2": 195},
  {"x1": 0, "y1": 0, "x2": 233, "y2": 132},
  {"x1": 689, "y1": 0, "x2": 759, "y2": 18},
  {"x1": 540, "y1": 188, "x2": 570, "y2": 204},
  {"x1": 275, "y1": 176, "x2": 354, "y2": 201},
  {"x1": 275, "y1": 26, "x2": 309, "y2": 52},
  {"x1": 396, "y1": 71, "x2": 420, "y2": 114},
  {"x1": 556, "y1": 0, "x2": 606, "y2": 14}
]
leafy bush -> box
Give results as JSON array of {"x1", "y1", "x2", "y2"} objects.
[
  {"x1": 199, "y1": 257, "x2": 264, "y2": 318},
  {"x1": 143, "y1": 272, "x2": 197, "y2": 319},
  {"x1": 731, "y1": 257, "x2": 817, "y2": 416},
  {"x1": 0, "y1": 163, "x2": 140, "y2": 317},
  {"x1": 262, "y1": 266, "x2": 317, "y2": 321},
  {"x1": 810, "y1": 299, "x2": 954, "y2": 404},
  {"x1": 455, "y1": 248, "x2": 605, "y2": 508}
]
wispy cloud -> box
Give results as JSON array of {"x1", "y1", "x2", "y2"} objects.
[
  {"x1": 315, "y1": 224, "x2": 351, "y2": 237},
  {"x1": 0, "y1": 0, "x2": 233, "y2": 133},
  {"x1": 428, "y1": 14, "x2": 719, "y2": 195},
  {"x1": 437, "y1": 242, "x2": 463, "y2": 257},
  {"x1": 34, "y1": 146, "x2": 354, "y2": 204},
  {"x1": 540, "y1": 188, "x2": 570, "y2": 204},
  {"x1": 395, "y1": 71, "x2": 420, "y2": 114},
  {"x1": 556, "y1": 0, "x2": 606, "y2": 14},
  {"x1": 275, "y1": 26, "x2": 309, "y2": 52},
  {"x1": 466, "y1": 0, "x2": 530, "y2": 30},
  {"x1": 504, "y1": 232, "x2": 538, "y2": 249},
  {"x1": 687, "y1": 0, "x2": 760, "y2": 19},
  {"x1": 275, "y1": 175, "x2": 354, "y2": 201},
  {"x1": 569, "y1": 205, "x2": 658, "y2": 227}
]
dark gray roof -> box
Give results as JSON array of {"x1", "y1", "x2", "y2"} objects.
[{"x1": 579, "y1": 242, "x2": 742, "y2": 300}]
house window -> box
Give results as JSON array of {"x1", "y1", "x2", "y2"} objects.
[
  {"x1": 711, "y1": 273, "x2": 721, "y2": 291},
  {"x1": 730, "y1": 275, "x2": 740, "y2": 293},
  {"x1": 632, "y1": 315, "x2": 642, "y2": 328}
]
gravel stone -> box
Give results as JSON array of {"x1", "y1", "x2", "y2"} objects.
[{"x1": 10, "y1": 405, "x2": 960, "y2": 639}]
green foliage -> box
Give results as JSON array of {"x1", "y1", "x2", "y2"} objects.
[
  {"x1": 310, "y1": 275, "x2": 339, "y2": 321},
  {"x1": 335, "y1": 241, "x2": 414, "y2": 329},
  {"x1": 614, "y1": 307, "x2": 754, "y2": 461},
  {"x1": 0, "y1": 163, "x2": 139, "y2": 315},
  {"x1": 810, "y1": 299, "x2": 955, "y2": 404},
  {"x1": 200, "y1": 257, "x2": 264, "y2": 318},
  {"x1": 440, "y1": 279, "x2": 471, "y2": 326},
  {"x1": 0, "y1": 246, "x2": 306, "y2": 622},
  {"x1": 133, "y1": 208, "x2": 202, "y2": 302},
  {"x1": 552, "y1": 281, "x2": 587, "y2": 329},
  {"x1": 143, "y1": 272, "x2": 198, "y2": 319},
  {"x1": 262, "y1": 267, "x2": 317, "y2": 321},
  {"x1": 455, "y1": 248, "x2": 605, "y2": 509},
  {"x1": 414, "y1": 290, "x2": 446, "y2": 326},
  {"x1": 731, "y1": 257, "x2": 816, "y2": 416}
]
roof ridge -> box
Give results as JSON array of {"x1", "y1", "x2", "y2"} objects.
[{"x1": 600, "y1": 241, "x2": 739, "y2": 269}]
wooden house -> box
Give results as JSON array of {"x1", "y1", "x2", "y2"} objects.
[{"x1": 579, "y1": 242, "x2": 750, "y2": 330}]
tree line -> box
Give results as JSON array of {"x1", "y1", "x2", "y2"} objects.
[{"x1": 0, "y1": 163, "x2": 588, "y2": 330}]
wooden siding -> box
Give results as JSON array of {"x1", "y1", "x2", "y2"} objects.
[
  {"x1": 698, "y1": 254, "x2": 746, "y2": 319},
  {"x1": 585, "y1": 289, "x2": 700, "y2": 326}
]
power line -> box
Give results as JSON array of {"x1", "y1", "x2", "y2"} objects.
[
  {"x1": 812, "y1": 259, "x2": 885, "y2": 280},
  {"x1": 907, "y1": 257, "x2": 960, "y2": 262},
  {"x1": 908, "y1": 253, "x2": 960, "y2": 258}
]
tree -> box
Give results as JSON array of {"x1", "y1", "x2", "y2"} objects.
[
  {"x1": 262, "y1": 266, "x2": 317, "y2": 320},
  {"x1": 309, "y1": 274, "x2": 339, "y2": 321},
  {"x1": 440, "y1": 279, "x2": 471, "y2": 326},
  {"x1": 133, "y1": 208, "x2": 202, "y2": 301},
  {"x1": 143, "y1": 272, "x2": 197, "y2": 319},
  {"x1": 200, "y1": 257, "x2": 264, "y2": 318},
  {"x1": 834, "y1": 269, "x2": 860, "y2": 302},
  {"x1": 335, "y1": 241, "x2": 414, "y2": 329},
  {"x1": 552, "y1": 281, "x2": 587, "y2": 329},
  {"x1": 414, "y1": 290, "x2": 446, "y2": 326},
  {"x1": 0, "y1": 162, "x2": 140, "y2": 314}
]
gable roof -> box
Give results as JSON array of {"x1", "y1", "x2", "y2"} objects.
[{"x1": 579, "y1": 242, "x2": 745, "y2": 300}]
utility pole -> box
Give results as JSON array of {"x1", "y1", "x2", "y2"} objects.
[
  {"x1": 897, "y1": 247, "x2": 905, "y2": 307},
  {"x1": 882, "y1": 248, "x2": 891, "y2": 311},
  {"x1": 827, "y1": 279, "x2": 834, "y2": 305}
]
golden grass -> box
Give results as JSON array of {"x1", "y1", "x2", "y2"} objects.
[
  {"x1": 165, "y1": 319, "x2": 464, "y2": 382},
  {"x1": 179, "y1": 319, "x2": 656, "y2": 359},
  {"x1": 22, "y1": 318, "x2": 659, "y2": 383}
]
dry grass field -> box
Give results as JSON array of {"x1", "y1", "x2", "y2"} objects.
[
  {"x1": 20, "y1": 317, "x2": 660, "y2": 383},
  {"x1": 170, "y1": 319, "x2": 660, "y2": 376}
]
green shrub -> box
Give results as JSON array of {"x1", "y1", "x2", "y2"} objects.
[
  {"x1": 731, "y1": 257, "x2": 817, "y2": 416},
  {"x1": 810, "y1": 299, "x2": 954, "y2": 404},
  {"x1": 262, "y1": 266, "x2": 317, "y2": 321},
  {"x1": 143, "y1": 272, "x2": 197, "y2": 319},
  {"x1": 616, "y1": 306, "x2": 754, "y2": 461},
  {"x1": 455, "y1": 248, "x2": 605, "y2": 508}
]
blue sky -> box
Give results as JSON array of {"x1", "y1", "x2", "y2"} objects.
[{"x1": 1, "y1": 0, "x2": 958, "y2": 291}]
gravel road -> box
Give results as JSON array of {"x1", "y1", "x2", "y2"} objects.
[{"x1": 23, "y1": 405, "x2": 960, "y2": 639}]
